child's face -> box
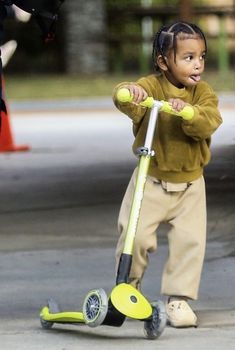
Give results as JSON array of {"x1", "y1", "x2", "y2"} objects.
[{"x1": 164, "y1": 37, "x2": 206, "y2": 88}]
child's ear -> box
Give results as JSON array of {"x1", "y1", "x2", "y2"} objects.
[{"x1": 156, "y1": 55, "x2": 168, "y2": 71}]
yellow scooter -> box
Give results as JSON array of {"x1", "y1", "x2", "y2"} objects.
[{"x1": 40, "y1": 88, "x2": 194, "y2": 339}]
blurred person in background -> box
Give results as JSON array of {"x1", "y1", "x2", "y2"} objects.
[{"x1": 0, "y1": 0, "x2": 63, "y2": 127}]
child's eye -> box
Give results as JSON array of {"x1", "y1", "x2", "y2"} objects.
[
  {"x1": 200, "y1": 53, "x2": 206, "y2": 60},
  {"x1": 185, "y1": 55, "x2": 193, "y2": 61}
]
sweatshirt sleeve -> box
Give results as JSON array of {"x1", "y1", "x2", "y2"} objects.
[{"x1": 182, "y1": 82, "x2": 222, "y2": 141}]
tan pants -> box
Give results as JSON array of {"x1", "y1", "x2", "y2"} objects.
[{"x1": 116, "y1": 168, "x2": 207, "y2": 300}]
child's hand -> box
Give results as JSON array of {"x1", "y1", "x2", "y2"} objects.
[
  {"x1": 168, "y1": 98, "x2": 187, "y2": 112},
  {"x1": 122, "y1": 84, "x2": 148, "y2": 105}
]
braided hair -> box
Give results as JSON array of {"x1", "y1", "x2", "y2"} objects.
[{"x1": 152, "y1": 22, "x2": 207, "y2": 72}]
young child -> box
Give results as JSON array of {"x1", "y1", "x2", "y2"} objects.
[{"x1": 113, "y1": 22, "x2": 222, "y2": 328}]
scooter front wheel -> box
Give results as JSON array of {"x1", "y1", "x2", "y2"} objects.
[
  {"x1": 144, "y1": 300, "x2": 167, "y2": 340},
  {"x1": 82, "y1": 288, "x2": 108, "y2": 328}
]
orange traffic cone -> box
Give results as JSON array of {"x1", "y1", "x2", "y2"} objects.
[
  {"x1": 0, "y1": 108, "x2": 30, "y2": 152},
  {"x1": 0, "y1": 76, "x2": 30, "y2": 153}
]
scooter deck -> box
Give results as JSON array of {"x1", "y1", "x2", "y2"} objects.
[
  {"x1": 40, "y1": 306, "x2": 85, "y2": 324},
  {"x1": 110, "y1": 283, "x2": 152, "y2": 320}
]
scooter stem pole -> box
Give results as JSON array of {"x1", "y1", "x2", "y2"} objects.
[
  {"x1": 144, "y1": 104, "x2": 161, "y2": 152},
  {"x1": 122, "y1": 154, "x2": 151, "y2": 255},
  {"x1": 116, "y1": 104, "x2": 161, "y2": 285},
  {"x1": 123, "y1": 104, "x2": 161, "y2": 254}
]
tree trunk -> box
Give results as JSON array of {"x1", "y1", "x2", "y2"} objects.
[
  {"x1": 64, "y1": 0, "x2": 107, "y2": 74},
  {"x1": 179, "y1": 0, "x2": 193, "y2": 22}
]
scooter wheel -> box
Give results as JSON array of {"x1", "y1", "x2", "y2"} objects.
[
  {"x1": 40, "y1": 316, "x2": 54, "y2": 330},
  {"x1": 40, "y1": 298, "x2": 60, "y2": 330},
  {"x1": 82, "y1": 288, "x2": 108, "y2": 328},
  {"x1": 144, "y1": 300, "x2": 167, "y2": 340}
]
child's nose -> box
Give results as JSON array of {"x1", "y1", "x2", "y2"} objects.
[{"x1": 195, "y1": 59, "x2": 202, "y2": 70}]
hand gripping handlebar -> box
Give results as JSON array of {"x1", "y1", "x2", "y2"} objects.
[{"x1": 116, "y1": 88, "x2": 194, "y2": 121}]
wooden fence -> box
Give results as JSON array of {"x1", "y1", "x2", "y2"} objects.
[{"x1": 107, "y1": 4, "x2": 235, "y2": 74}]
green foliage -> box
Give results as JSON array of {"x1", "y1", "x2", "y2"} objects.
[
  {"x1": 4, "y1": 71, "x2": 235, "y2": 101},
  {"x1": 106, "y1": 0, "x2": 139, "y2": 5}
]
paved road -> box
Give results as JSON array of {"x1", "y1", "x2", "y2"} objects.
[{"x1": 0, "y1": 99, "x2": 234, "y2": 349}]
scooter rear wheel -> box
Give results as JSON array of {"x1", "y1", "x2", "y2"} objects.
[
  {"x1": 144, "y1": 300, "x2": 167, "y2": 340},
  {"x1": 40, "y1": 317, "x2": 53, "y2": 330},
  {"x1": 40, "y1": 298, "x2": 61, "y2": 329},
  {"x1": 82, "y1": 288, "x2": 108, "y2": 328}
]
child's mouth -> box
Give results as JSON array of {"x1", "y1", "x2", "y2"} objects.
[{"x1": 190, "y1": 75, "x2": 201, "y2": 82}]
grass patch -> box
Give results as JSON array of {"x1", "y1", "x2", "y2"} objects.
[
  {"x1": 4, "y1": 71, "x2": 235, "y2": 100},
  {"x1": 4, "y1": 74, "x2": 137, "y2": 100}
]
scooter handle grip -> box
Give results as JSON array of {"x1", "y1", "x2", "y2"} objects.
[
  {"x1": 116, "y1": 88, "x2": 194, "y2": 120},
  {"x1": 116, "y1": 88, "x2": 154, "y2": 108},
  {"x1": 160, "y1": 101, "x2": 194, "y2": 120}
]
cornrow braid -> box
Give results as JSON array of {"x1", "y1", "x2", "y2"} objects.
[{"x1": 152, "y1": 21, "x2": 207, "y2": 72}]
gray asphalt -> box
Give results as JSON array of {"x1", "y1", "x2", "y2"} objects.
[{"x1": 0, "y1": 96, "x2": 234, "y2": 349}]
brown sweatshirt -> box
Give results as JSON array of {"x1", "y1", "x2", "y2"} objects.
[{"x1": 113, "y1": 73, "x2": 222, "y2": 183}]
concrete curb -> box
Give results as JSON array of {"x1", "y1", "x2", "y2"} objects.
[{"x1": 197, "y1": 309, "x2": 235, "y2": 328}]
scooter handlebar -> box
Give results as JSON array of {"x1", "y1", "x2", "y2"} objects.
[
  {"x1": 116, "y1": 87, "x2": 154, "y2": 108},
  {"x1": 116, "y1": 88, "x2": 194, "y2": 121}
]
